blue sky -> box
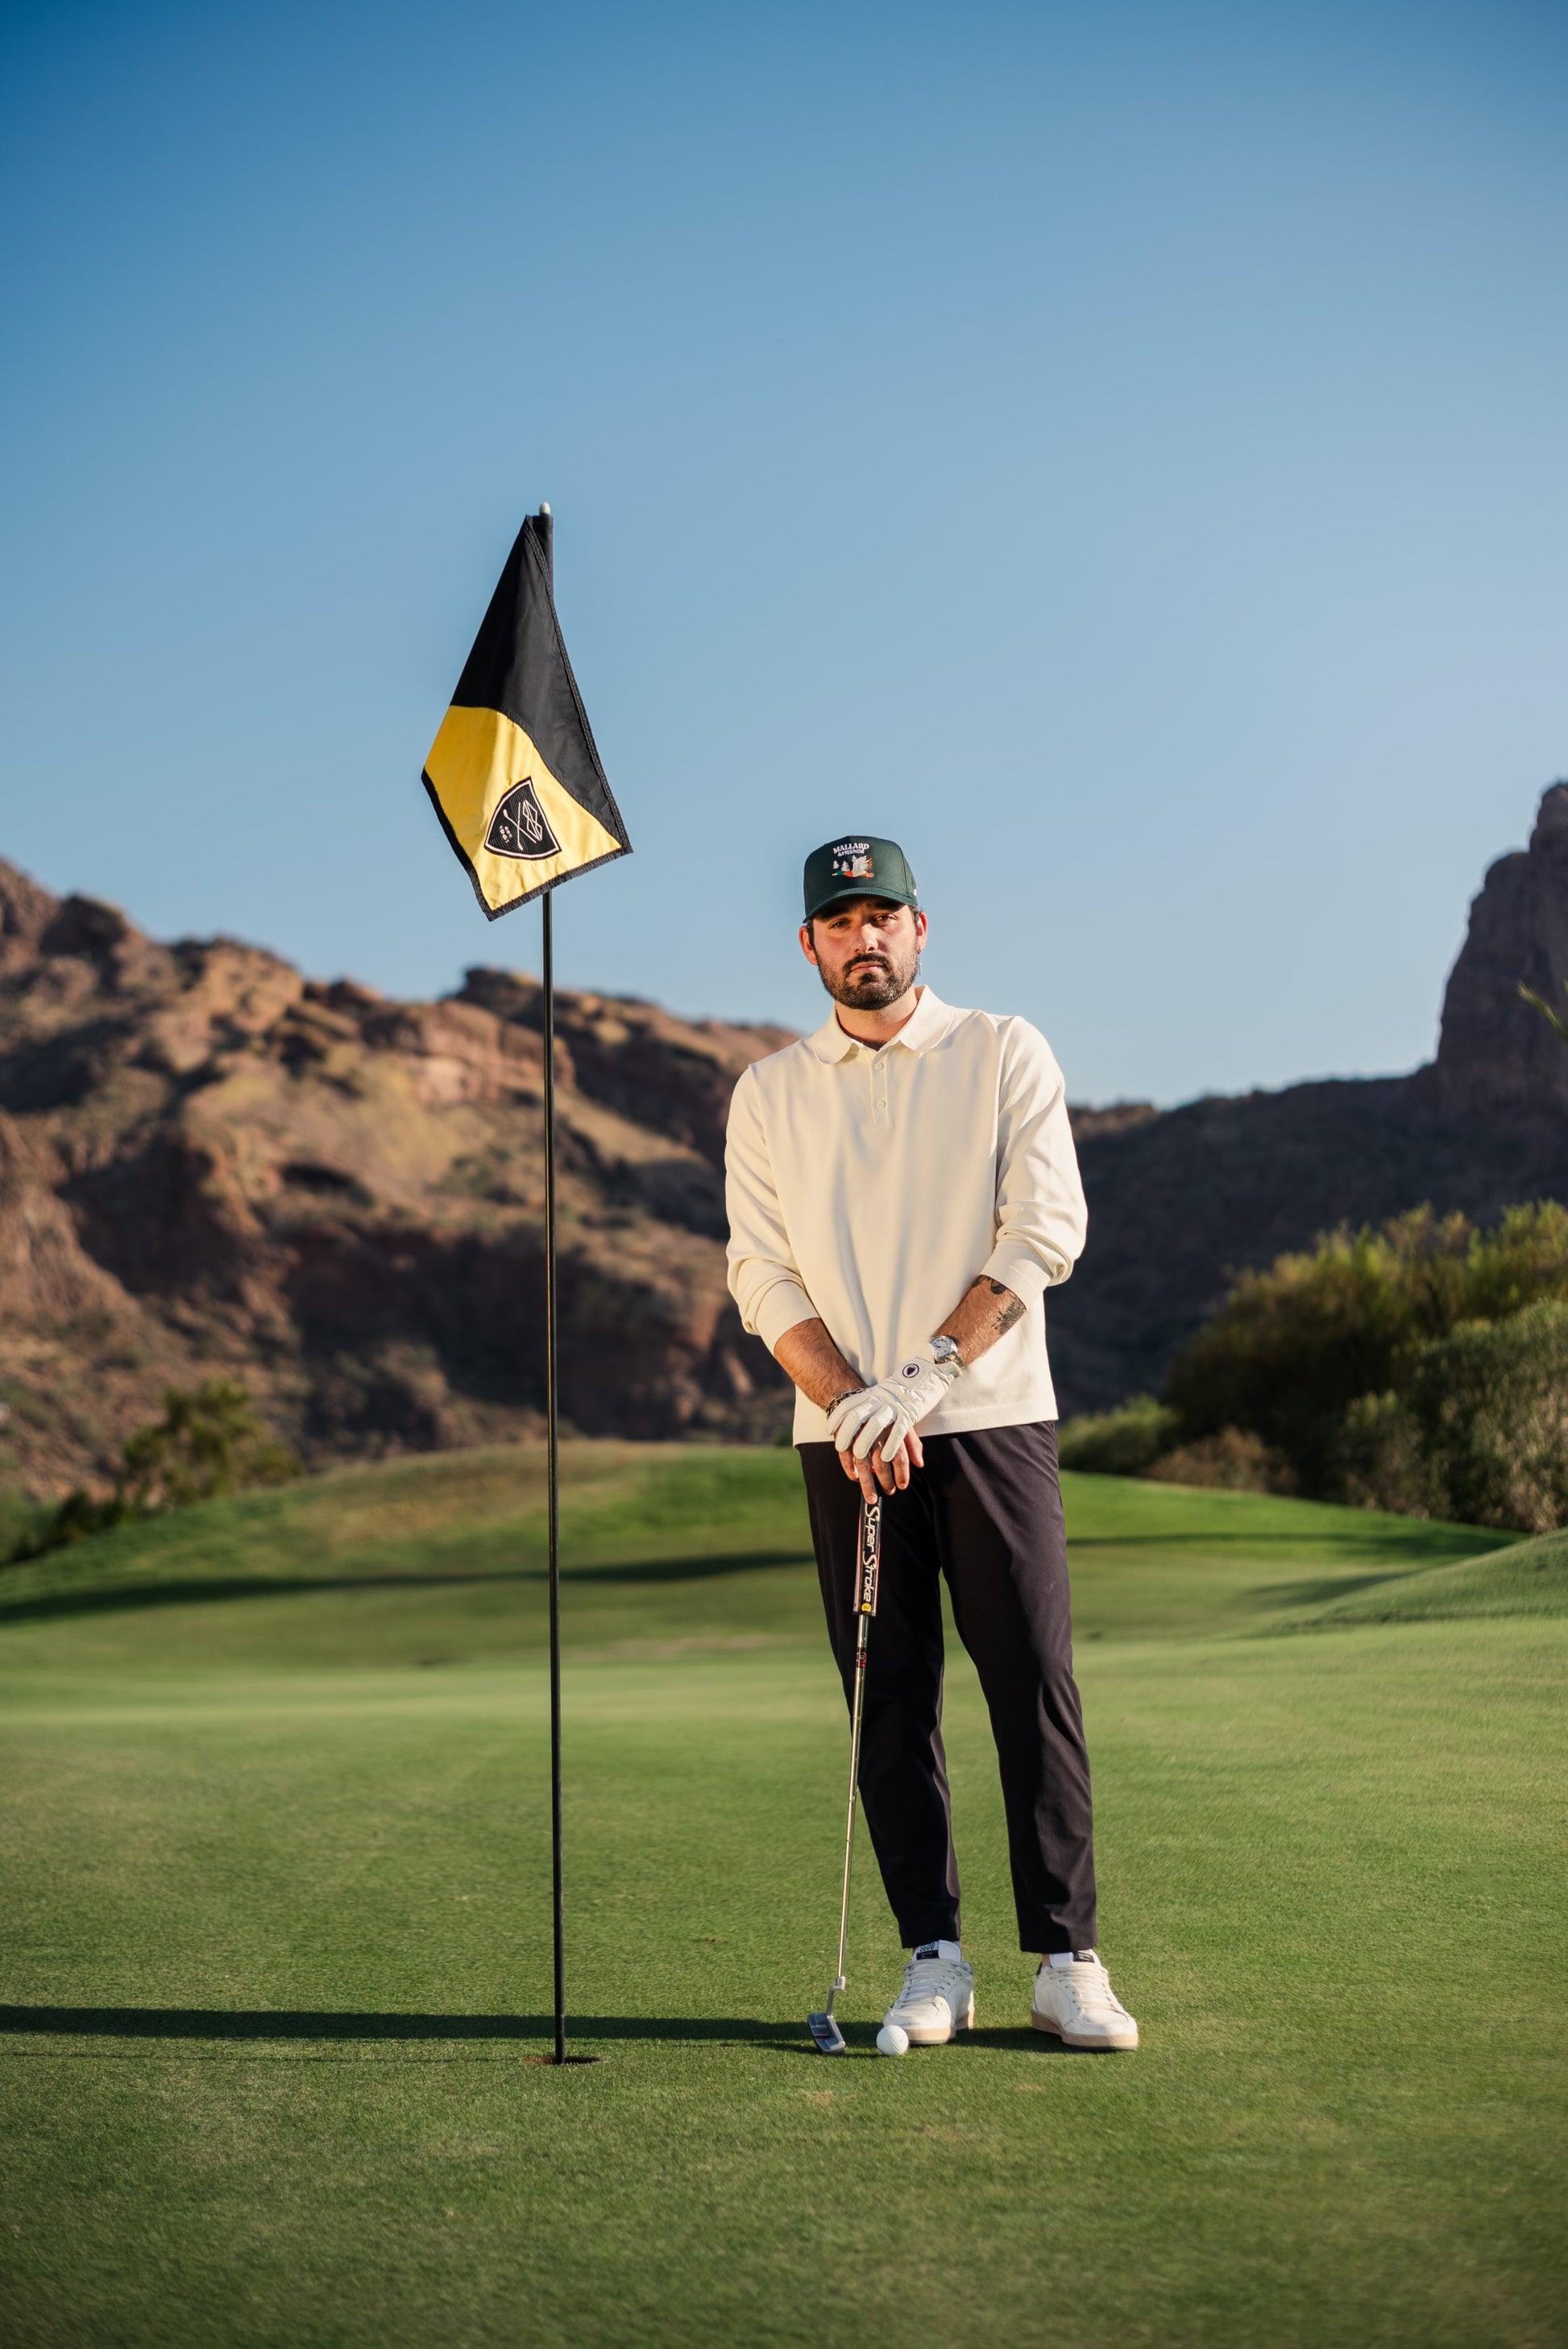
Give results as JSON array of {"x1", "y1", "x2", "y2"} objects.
[{"x1": 2, "y1": 0, "x2": 1565, "y2": 1103}]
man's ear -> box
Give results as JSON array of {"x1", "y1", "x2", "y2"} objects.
[
  {"x1": 914, "y1": 911, "x2": 929, "y2": 948},
  {"x1": 799, "y1": 921, "x2": 819, "y2": 967}
]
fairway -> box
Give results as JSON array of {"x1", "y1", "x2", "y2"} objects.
[{"x1": 2, "y1": 1449, "x2": 1563, "y2": 2347}]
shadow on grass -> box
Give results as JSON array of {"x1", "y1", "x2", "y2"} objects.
[
  {"x1": 969, "y1": 2025, "x2": 1085, "y2": 2054},
  {"x1": 0, "y1": 2004, "x2": 804, "y2": 2048},
  {"x1": 0, "y1": 2007, "x2": 1110, "y2": 2062},
  {"x1": 1067, "y1": 1528, "x2": 1498, "y2": 1558},
  {"x1": 1250, "y1": 1568, "x2": 1416, "y2": 1611},
  {"x1": 0, "y1": 1550, "x2": 815, "y2": 1628}
]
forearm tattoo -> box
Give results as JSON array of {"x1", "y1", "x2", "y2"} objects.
[{"x1": 987, "y1": 1279, "x2": 1026, "y2": 1334}]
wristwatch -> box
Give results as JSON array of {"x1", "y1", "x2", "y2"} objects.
[{"x1": 929, "y1": 1335, "x2": 964, "y2": 1373}]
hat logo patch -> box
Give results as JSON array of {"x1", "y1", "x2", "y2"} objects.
[
  {"x1": 832, "y1": 845, "x2": 874, "y2": 880},
  {"x1": 485, "y1": 779, "x2": 561, "y2": 861}
]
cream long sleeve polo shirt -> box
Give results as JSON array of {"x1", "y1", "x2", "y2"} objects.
[{"x1": 724, "y1": 986, "x2": 1087, "y2": 1445}]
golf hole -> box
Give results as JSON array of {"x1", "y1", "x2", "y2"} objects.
[{"x1": 524, "y1": 2054, "x2": 603, "y2": 2066}]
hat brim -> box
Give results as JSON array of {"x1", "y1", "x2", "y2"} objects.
[{"x1": 803, "y1": 885, "x2": 919, "y2": 923}]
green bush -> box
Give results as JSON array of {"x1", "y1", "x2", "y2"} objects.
[
  {"x1": 1329, "y1": 1391, "x2": 1440, "y2": 1518},
  {"x1": 1164, "y1": 1202, "x2": 1568, "y2": 1494},
  {"x1": 16, "y1": 1380, "x2": 301, "y2": 1561},
  {"x1": 0, "y1": 1488, "x2": 53, "y2": 1568},
  {"x1": 1326, "y1": 1305, "x2": 1568, "y2": 1533},
  {"x1": 1407, "y1": 1301, "x2": 1568, "y2": 1536},
  {"x1": 1057, "y1": 1395, "x2": 1178, "y2": 1476}
]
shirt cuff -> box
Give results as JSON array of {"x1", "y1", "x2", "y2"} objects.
[
  {"x1": 753, "y1": 1280, "x2": 818, "y2": 1355},
  {"x1": 979, "y1": 1241, "x2": 1056, "y2": 1312}
]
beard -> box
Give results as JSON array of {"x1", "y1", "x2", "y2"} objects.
[{"x1": 819, "y1": 938, "x2": 922, "y2": 1010}]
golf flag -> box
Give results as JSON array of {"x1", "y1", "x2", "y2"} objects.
[{"x1": 422, "y1": 512, "x2": 631, "y2": 919}]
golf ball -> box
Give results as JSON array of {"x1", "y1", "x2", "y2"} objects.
[{"x1": 876, "y1": 2023, "x2": 910, "y2": 2057}]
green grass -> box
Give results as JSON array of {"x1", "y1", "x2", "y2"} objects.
[
  {"x1": 1, "y1": 1450, "x2": 1562, "y2": 2347},
  {"x1": 0, "y1": 1441, "x2": 1513, "y2": 1669}
]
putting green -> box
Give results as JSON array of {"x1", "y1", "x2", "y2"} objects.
[{"x1": 1, "y1": 1451, "x2": 1562, "y2": 2346}]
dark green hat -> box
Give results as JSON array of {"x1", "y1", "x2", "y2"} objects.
[{"x1": 803, "y1": 834, "x2": 919, "y2": 923}]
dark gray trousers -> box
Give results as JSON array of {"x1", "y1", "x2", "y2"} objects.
[{"x1": 799, "y1": 1421, "x2": 1097, "y2": 1953}]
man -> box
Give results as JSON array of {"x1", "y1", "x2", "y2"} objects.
[{"x1": 724, "y1": 834, "x2": 1138, "y2": 2052}]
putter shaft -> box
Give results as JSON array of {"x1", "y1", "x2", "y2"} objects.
[
  {"x1": 812, "y1": 1495, "x2": 881, "y2": 2046},
  {"x1": 828, "y1": 1608, "x2": 872, "y2": 2014}
]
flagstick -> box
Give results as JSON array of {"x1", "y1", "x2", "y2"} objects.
[{"x1": 537, "y1": 504, "x2": 567, "y2": 2069}]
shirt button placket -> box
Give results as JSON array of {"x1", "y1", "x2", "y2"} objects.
[{"x1": 873, "y1": 1053, "x2": 890, "y2": 1130}]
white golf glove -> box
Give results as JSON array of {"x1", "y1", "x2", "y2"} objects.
[{"x1": 825, "y1": 1343, "x2": 964, "y2": 1462}]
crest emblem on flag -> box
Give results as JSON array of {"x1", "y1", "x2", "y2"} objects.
[{"x1": 484, "y1": 779, "x2": 561, "y2": 861}]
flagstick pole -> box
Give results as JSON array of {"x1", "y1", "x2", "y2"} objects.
[{"x1": 537, "y1": 503, "x2": 566, "y2": 2069}]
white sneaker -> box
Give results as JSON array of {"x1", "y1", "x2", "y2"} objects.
[
  {"x1": 884, "y1": 1940, "x2": 976, "y2": 2045},
  {"x1": 1031, "y1": 1952, "x2": 1139, "y2": 2050}
]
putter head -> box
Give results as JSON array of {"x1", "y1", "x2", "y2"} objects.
[{"x1": 807, "y1": 2010, "x2": 848, "y2": 2056}]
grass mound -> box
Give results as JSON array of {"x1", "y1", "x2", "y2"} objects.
[
  {"x1": 1285, "y1": 1525, "x2": 1568, "y2": 1627},
  {"x1": 0, "y1": 1442, "x2": 808, "y2": 1602},
  {"x1": 0, "y1": 1446, "x2": 1507, "y2": 1659}
]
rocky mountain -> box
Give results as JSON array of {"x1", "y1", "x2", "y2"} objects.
[
  {"x1": 1051, "y1": 785, "x2": 1568, "y2": 1405},
  {"x1": 2, "y1": 785, "x2": 1566, "y2": 1494},
  {"x1": 1434, "y1": 781, "x2": 1568, "y2": 1094},
  {"x1": 0, "y1": 862, "x2": 794, "y2": 1495}
]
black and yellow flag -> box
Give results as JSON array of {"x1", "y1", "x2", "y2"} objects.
[{"x1": 422, "y1": 511, "x2": 631, "y2": 919}]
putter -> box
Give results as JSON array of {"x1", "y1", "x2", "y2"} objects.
[{"x1": 807, "y1": 1491, "x2": 882, "y2": 2055}]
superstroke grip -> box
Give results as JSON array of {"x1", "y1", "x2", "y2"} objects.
[{"x1": 857, "y1": 1496, "x2": 881, "y2": 1618}]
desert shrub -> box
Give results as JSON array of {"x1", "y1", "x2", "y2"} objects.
[
  {"x1": 115, "y1": 1380, "x2": 298, "y2": 1513},
  {"x1": 1163, "y1": 1201, "x2": 1568, "y2": 1495},
  {"x1": 1329, "y1": 1391, "x2": 1440, "y2": 1517},
  {"x1": 0, "y1": 1488, "x2": 53, "y2": 1567},
  {"x1": 1144, "y1": 1427, "x2": 1298, "y2": 1494},
  {"x1": 19, "y1": 1381, "x2": 300, "y2": 1559},
  {"x1": 1057, "y1": 1396, "x2": 1177, "y2": 1476},
  {"x1": 1406, "y1": 1301, "x2": 1568, "y2": 1536}
]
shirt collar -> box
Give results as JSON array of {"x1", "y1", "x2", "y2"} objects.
[{"x1": 805, "y1": 986, "x2": 953, "y2": 1064}]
